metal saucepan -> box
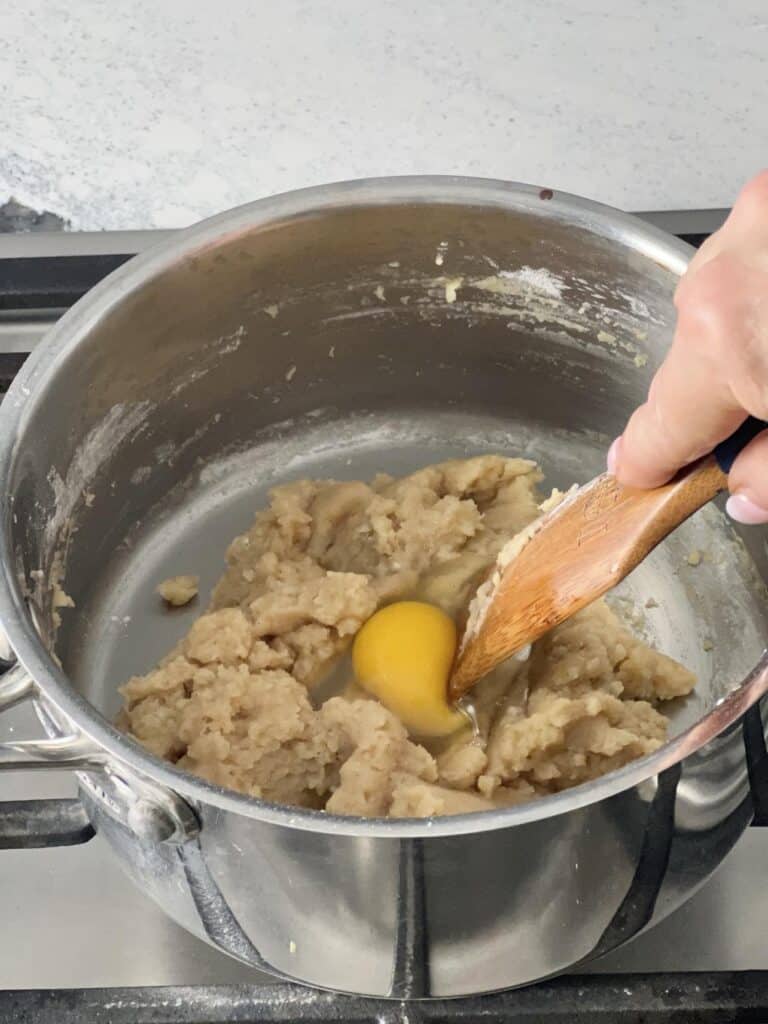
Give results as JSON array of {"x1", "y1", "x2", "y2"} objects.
[{"x1": 0, "y1": 177, "x2": 767, "y2": 997}]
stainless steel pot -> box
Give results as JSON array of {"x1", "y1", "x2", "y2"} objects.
[{"x1": 0, "y1": 177, "x2": 767, "y2": 998}]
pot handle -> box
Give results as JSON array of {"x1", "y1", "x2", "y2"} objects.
[
  {"x1": 0, "y1": 798, "x2": 94, "y2": 849},
  {"x1": 0, "y1": 664, "x2": 96, "y2": 849},
  {"x1": 0, "y1": 662, "x2": 199, "y2": 848}
]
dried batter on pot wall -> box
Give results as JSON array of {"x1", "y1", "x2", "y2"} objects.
[{"x1": 119, "y1": 455, "x2": 695, "y2": 818}]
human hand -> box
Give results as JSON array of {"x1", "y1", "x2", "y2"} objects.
[{"x1": 607, "y1": 170, "x2": 768, "y2": 525}]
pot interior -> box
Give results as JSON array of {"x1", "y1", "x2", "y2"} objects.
[{"x1": 8, "y1": 190, "x2": 768, "y2": 765}]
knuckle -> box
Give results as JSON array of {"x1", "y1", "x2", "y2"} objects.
[
  {"x1": 675, "y1": 255, "x2": 744, "y2": 355},
  {"x1": 647, "y1": 393, "x2": 702, "y2": 464},
  {"x1": 622, "y1": 401, "x2": 682, "y2": 480},
  {"x1": 736, "y1": 169, "x2": 768, "y2": 215}
]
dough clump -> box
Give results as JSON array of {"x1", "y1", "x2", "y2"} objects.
[
  {"x1": 157, "y1": 575, "x2": 199, "y2": 606},
  {"x1": 120, "y1": 456, "x2": 695, "y2": 817}
]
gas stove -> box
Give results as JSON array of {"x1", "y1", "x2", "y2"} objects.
[{"x1": 2, "y1": 209, "x2": 768, "y2": 1023}]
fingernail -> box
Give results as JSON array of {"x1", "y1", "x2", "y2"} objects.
[
  {"x1": 607, "y1": 436, "x2": 622, "y2": 476},
  {"x1": 726, "y1": 492, "x2": 768, "y2": 525}
]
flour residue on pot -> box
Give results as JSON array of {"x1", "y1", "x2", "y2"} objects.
[
  {"x1": 337, "y1": 257, "x2": 656, "y2": 367},
  {"x1": 35, "y1": 400, "x2": 153, "y2": 632},
  {"x1": 474, "y1": 266, "x2": 564, "y2": 300},
  {"x1": 213, "y1": 323, "x2": 246, "y2": 355},
  {"x1": 169, "y1": 366, "x2": 208, "y2": 399},
  {"x1": 443, "y1": 277, "x2": 462, "y2": 303},
  {"x1": 480, "y1": 265, "x2": 655, "y2": 363}
]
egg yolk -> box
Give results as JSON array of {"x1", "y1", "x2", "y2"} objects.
[{"x1": 352, "y1": 601, "x2": 466, "y2": 738}]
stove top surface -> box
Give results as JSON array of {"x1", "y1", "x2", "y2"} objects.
[{"x1": 1, "y1": 210, "x2": 765, "y2": 1022}]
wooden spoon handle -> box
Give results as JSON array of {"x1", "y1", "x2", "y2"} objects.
[
  {"x1": 612, "y1": 454, "x2": 725, "y2": 571},
  {"x1": 449, "y1": 417, "x2": 768, "y2": 701},
  {"x1": 634, "y1": 413, "x2": 768, "y2": 557},
  {"x1": 596, "y1": 413, "x2": 768, "y2": 571}
]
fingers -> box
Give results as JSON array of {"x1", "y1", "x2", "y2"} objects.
[
  {"x1": 610, "y1": 170, "x2": 768, "y2": 511},
  {"x1": 718, "y1": 170, "x2": 768, "y2": 269},
  {"x1": 679, "y1": 170, "x2": 768, "y2": 280},
  {"x1": 613, "y1": 254, "x2": 759, "y2": 488},
  {"x1": 726, "y1": 428, "x2": 768, "y2": 524}
]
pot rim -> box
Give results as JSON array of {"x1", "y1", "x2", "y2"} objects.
[{"x1": 2, "y1": 173, "x2": 764, "y2": 839}]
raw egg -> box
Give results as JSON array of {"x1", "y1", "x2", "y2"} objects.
[{"x1": 352, "y1": 601, "x2": 466, "y2": 737}]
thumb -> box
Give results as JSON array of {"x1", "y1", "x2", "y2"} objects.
[{"x1": 726, "y1": 428, "x2": 768, "y2": 524}]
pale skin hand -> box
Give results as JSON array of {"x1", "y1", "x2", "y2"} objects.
[{"x1": 607, "y1": 169, "x2": 768, "y2": 525}]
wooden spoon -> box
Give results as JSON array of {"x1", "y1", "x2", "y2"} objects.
[{"x1": 449, "y1": 417, "x2": 767, "y2": 702}]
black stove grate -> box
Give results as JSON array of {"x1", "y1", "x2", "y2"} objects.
[{"x1": 6, "y1": 973, "x2": 768, "y2": 1023}]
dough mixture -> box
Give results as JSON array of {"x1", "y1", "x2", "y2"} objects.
[{"x1": 119, "y1": 456, "x2": 696, "y2": 817}]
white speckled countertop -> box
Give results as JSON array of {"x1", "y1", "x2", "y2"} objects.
[{"x1": 1, "y1": 0, "x2": 766, "y2": 230}]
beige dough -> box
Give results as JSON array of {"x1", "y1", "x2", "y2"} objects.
[
  {"x1": 120, "y1": 455, "x2": 695, "y2": 818},
  {"x1": 157, "y1": 575, "x2": 199, "y2": 606}
]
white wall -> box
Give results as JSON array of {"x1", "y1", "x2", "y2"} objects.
[{"x1": 1, "y1": 0, "x2": 766, "y2": 229}]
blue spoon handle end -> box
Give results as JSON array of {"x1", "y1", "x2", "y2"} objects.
[{"x1": 714, "y1": 417, "x2": 768, "y2": 474}]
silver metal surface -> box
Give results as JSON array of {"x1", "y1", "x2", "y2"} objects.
[
  {"x1": 0, "y1": 664, "x2": 33, "y2": 710},
  {"x1": 3, "y1": 698, "x2": 768, "y2": 989},
  {"x1": 0, "y1": 179, "x2": 766, "y2": 996},
  {"x1": 0, "y1": 229, "x2": 174, "y2": 258},
  {"x1": 0, "y1": 662, "x2": 199, "y2": 843},
  {"x1": 634, "y1": 208, "x2": 729, "y2": 236},
  {"x1": 0, "y1": 312, "x2": 61, "y2": 353},
  {"x1": 0, "y1": 732, "x2": 101, "y2": 770},
  {"x1": 0, "y1": 209, "x2": 728, "y2": 356},
  {"x1": 0, "y1": 211, "x2": 727, "y2": 263}
]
